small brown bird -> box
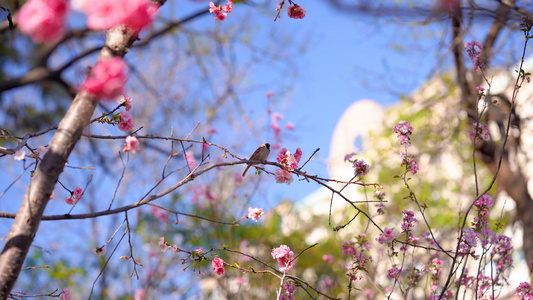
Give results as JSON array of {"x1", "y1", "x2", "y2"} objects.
[{"x1": 242, "y1": 143, "x2": 271, "y2": 177}]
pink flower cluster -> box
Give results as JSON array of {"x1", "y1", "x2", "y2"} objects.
[
  {"x1": 17, "y1": 0, "x2": 69, "y2": 43},
  {"x1": 376, "y1": 228, "x2": 396, "y2": 244},
  {"x1": 353, "y1": 159, "x2": 370, "y2": 177},
  {"x1": 65, "y1": 186, "x2": 83, "y2": 205},
  {"x1": 491, "y1": 235, "x2": 513, "y2": 272},
  {"x1": 473, "y1": 194, "x2": 493, "y2": 230},
  {"x1": 123, "y1": 136, "x2": 140, "y2": 153},
  {"x1": 209, "y1": 1, "x2": 233, "y2": 21},
  {"x1": 400, "y1": 152, "x2": 419, "y2": 174},
  {"x1": 158, "y1": 237, "x2": 177, "y2": 252},
  {"x1": 59, "y1": 288, "x2": 71, "y2": 300},
  {"x1": 275, "y1": 148, "x2": 302, "y2": 185},
  {"x1": 401, "y1": 210, "x2": 419, "y2": 244},
  {"x1": 392, "y1": 120, "x2": 414, "y2": 147},
  {"x1": 280, "y1": 281, "x2": 296, "y2": 300},
  {"x1": 149, "y1": 205, "x2": 169, "y2": 223},
  {"x1": 84, "y1": 0, "x2": 157, "y2": 32},
  {"x1": 246, "y1": 207, "x2": 263, "y2": 222},
  {"x1": 287, "y1": 4, "x2": 306, "y2": 19},
  {"x1": 270, "y1": 112, "x2": 295, "y2": 151},
  {"x1": 118, "y1": 111, "x2": 134, "y2": 132},
  {"x1": 342, "y1": 234, "x2": 373, "y2": 282},
  {"x1": 465, "y1": 41, "x2": 485, "y2": 72},
  {"x1": 212, "y1": 257, "x2": 225, "y2": 275},
  {"x1": 81, "y1": 57, "x2": 128, "y2": 100},
  {"x1": 322, "y1": 254, "x2": 334, "y2": 265},
  {"x1": 271, "y1": 244, "x2": 295, "y2": 272},
  {"x1": 387, "y1": 265, "x2": 401, "y2": 280},
  {"x1": 468, "y1": 122, "x2": 490, "y2": 141},
  {"x1": 516, "y1": 282, "x2": 533, "y2": 300}
]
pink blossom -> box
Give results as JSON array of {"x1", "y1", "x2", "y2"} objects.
[
  {"x1": 212, "y1": 257, "x2": 225, "y2": 275},
  {"x1": 376, "y1": 228, "x2": 396, "y2": 244},
  {"x1": 17, "y1": 0, "x2": 68, "y2": 43},
  {"x1": 118, "y1": 110, "x2": 134, "y2": 132},
  {"x1": 209, "y1": 2, "x2": 227, "y2": 21},
  {"x1": 271, "y1": 245, "x2": 295, "y2": 272},
  {"x1": 149, "y1": 205, "x2": 169, "y2": 223},
  {"x1": 116, "y1": 94, "x2": 132, "y2": 111},
  {"x1": 73, "y1": 186, "x2": 83, "y2": 200},
  {"x1": 59, "y1": 288, "x2": 71, "y2": 300},
  {"x1": 284, "y1": 122, "x2": 295, "y2": 130},
  {"x1": 465, "y1": 41, "x2": 485, "y2": 71},
  {"x1": 235, "y1": 277, "x2": 246, "y2": 284},
  {"x1": 400, "y1": 152, "x2": 419, "y2": 174},
  {"x1": 516, "y1": 282, "x2": 533, "y2": 300},
  {"x1": 158, "y1": 237, "x2": 171, "y2": 252},
  {"x1": 222, "y1": 0, "x2": 233, "y2": 13},
  {"x1": 344, "y1": 152, "x2": 356, "y2": 162},
  {"x1": 468, "y1": 122, "x2": 490, "y2": 141},
  {"x1": 387, "y1": 265, "x2": 401, "y2": 280},
  {"x1": 272, "y1": 112, "x2": 284, "y2": 122},
  {"x1": 123, "y1": 136, "x2": 140, "y2": 153},
  {"x1": 14, "y1": 149, "x2": 26, "y2": 161},
  {"x1": 134, "y1": 288, "x2": 146, "y2": 300},
  {"x1": 185, "y1": 151, "x2": 196, "y2": 169},
  {"x1": 266, "y1": 91, "x2": 275, "y2": 99},
  {"x1": 275, "y1": 169, "x2": 293, "y2": 184},
  {"x1": 234, "y1": 173, "x2": 243, "y2": 183},
  {"x1": 322, "y1": 254, "x2": 334, "y2": 265},
  {"x1": 81, "y1": 57, "x2": 128, "y2": 100},
  {"x1": 247, "y1": 207, "x2": 263, "y2": 221},
  {"x1": 92, "y1": 246, "x2": 107, "y2": 257},
  {"x1": 65, "y1": 197, "x2": 76, "y2": 205},
  {"x1": 392, "y1": 120, "x2": 414, "y2": 147},
  {"x1": 474, "y1": 194, "x2": 493, "y2": 208},
  {"x1": 353, "y1": 159, "x2": 370, "y2": 177},
  {"x1": 84, "y1": 0, "x2": 157, "y2": 32},
  {"x1": 287, "y1": 5, "x2": 306, "y2": 19},
  {"x1": 271, "y1": 123, "x2": 281, "y2": 135},
  {"x1": 363, "y1": 289, "x2": 375, "y2": 299}
]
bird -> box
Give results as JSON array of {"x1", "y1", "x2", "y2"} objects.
[{"x1": 242, "y1": 143, "x2": 271, "y2": 177}]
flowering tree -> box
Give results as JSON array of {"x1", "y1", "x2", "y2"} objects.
[{"x1": 1, "y1": 0, "x2": 533, "y2": 299}]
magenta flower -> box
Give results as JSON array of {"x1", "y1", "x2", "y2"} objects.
[
  {"x1": 271, "y1": 245, "x2": 295, "y2": 272},
  {"x1": 17, "y1": 0, "x2": 68, "y2": 43},
  {"x1": 212, "y1": 257, "x2": 225, "y2": 275},
  {"x1": 123, "y1": 136, "x2": 140, "y2": 153},
  {"x1": 118, "y1": 111, "x2": 134, "y2": 132},
  {"x1": 59, "y1": 288, "x2": 71, "y2": 300},
  {"x1": 465, "y1": 41, "x2": 485, "y2": 72},
  {"x1": 353, "y1": 159, "x2": 370, "y2": 177},
  {"x1": 73, "y1": 186, "x2": 83, "y2": 200},
  {"x1": 81, "y1": 58, "x2": 128, "y2": 100},
  {"x1": 468, "y1": 122, "x2": 490, "y2": 141},
  {"x1": 387, "y1": 265, "x2": 401, "y2": 280},
  {"x1": 376, "y1": 228, "x2": 396, "y2": 244},
  {"x1": 84, "y1": 0, "x2": 157, "y2": 32},
  {"x1": 287, "y1": 5, "x2": 306, "y2": 19},
  {"x1": 392, "y1": 120, "x2": 414, "y2": 147}
]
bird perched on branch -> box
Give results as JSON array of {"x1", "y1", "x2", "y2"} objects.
[{"x1": 242, "y1": 143, "x2": 270, "y2": 176}]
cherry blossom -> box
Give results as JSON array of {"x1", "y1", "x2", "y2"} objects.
[
  {"x1": 123, "y1": 136, "x2": 140, "y2": 153},
  {"x1": 81, "y1": 58, "x2": 128, "y2": 100},
  {"x1": 212, "y1": 257, "x2": 225, "y2": 275},
  {"x1": 17, "y1": 0, "x2": 69, "y2": 43}
]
